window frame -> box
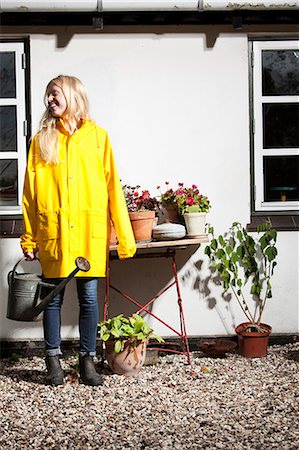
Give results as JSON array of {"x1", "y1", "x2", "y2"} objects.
[
  {"x1": 0, "y1": 40, "x2": 29, "y2": 217},
  {"x1": 250, "y1": 38, "x2": 299, "y2": 215}
]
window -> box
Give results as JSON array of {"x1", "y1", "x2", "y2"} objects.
[
  {"x1": 0, "y1": 41, "x2": 27, "y2": 216},
  {"x1": 251, "y1": 40, "x2": 299, "y2": 213}
]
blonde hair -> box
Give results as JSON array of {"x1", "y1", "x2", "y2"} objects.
[{"x1": 38, "y1": 75, "x2": 90, "y2": 164}]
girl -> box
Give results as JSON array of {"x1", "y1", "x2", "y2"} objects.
[{"x1": 21, "y1": 75, "x2": 136, "y2": 386}]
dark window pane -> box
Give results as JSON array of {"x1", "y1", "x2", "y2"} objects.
[
  {"x1": 263, "y1": 103, "x2": 299, "y2": 148},
  {"x1": 0, "y1": 52, "x2": 16, "y2": 98},
  {"x1": 262, "y1": 50, "x2": 299, "y2": 96},
  {"x1": 0, "y1": 106, "x2": 17, "y2": 152},
  {"x1": 264, "y1": 156, "x2": 299, "y2": 202},
  {"x1": 0, "y1": 159, "x2": 18, "y2": 206}
]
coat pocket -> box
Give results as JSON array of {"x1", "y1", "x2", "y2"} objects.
[
  {"x1": 38, "y1": 212, "x2": 59, "y2": 261},
  {"x1": 38, "y1": 212, "x2": 59, "y2": 239},
  {"x1": 92, "y1": 211, "x2": 107, "y2": 239}
]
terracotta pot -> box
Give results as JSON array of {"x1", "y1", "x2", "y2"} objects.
[
  {"x1": 129, "y1": 210, "x2": 156, "y2": 242},
  {"x1": 183, "y1": 212, "x2": 206, "y2": 237},
  {"x1": 105, "y1": 339, "x2": 147, "y2": 376},
  {"x1": 235, "y1": 322, "x2": 272, "y2": 358},
  {"x1": 165, "y1": 204, "x2": 180, "y2": 223}
]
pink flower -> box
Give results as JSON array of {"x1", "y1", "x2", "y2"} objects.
[
  {"x1": 187, "y1": 196, "x2": 194, "y2": 205},
  {"x1": 141, "y1": 190, "x2": 151, "y2": 200}
]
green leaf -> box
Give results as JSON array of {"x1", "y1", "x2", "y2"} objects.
[
  {"x1": 208, "y1": 225, "x2": 214, "y2": 234},
  {"x1": 236, "y1": 230, "x2": 243, "y2": 242},
  {"x1": 269, "y1": 229, "x2": 277, "y2": 242},
  {"x1": 102, "y1": 333, "x2": 110, "y2": 342},
  {"x1": 219, "y1": 235, "x2": 225, "y2": 247},
  {"x1": 204, "y1": 246, "x2": 211, "y2": 257},
  {"x1": 114, "y1": 340, "x2": 122, "y2": 353},
  {"x1": 236, "y1": 245, "x2": 244, "y2": 258},
  {"x1": 137, "y1": 332, "x2": 146, "y2": 340},
  {"x1": 111, "y1": 329, "x2": 121, "y2": 338},
  {"x1": 265, "y1": 246, "x2": 277, "y2": 262},
  {"x1": 226, "y1": 245, "x2": 233, "y2": 256},
  {"x1": 259, "y1": 235, "x2": 268, "y2": 250},
  {"x1": 211, "y1": 239, "x2": 218, "y2": 251},
  {"x1": 216, "y1": 248, "x2": 225, "y2": 259},
  {"x1": 231, "y1": 252, "x2": 239, "y2": 263}
]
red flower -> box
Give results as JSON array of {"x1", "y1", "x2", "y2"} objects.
[{"x1": 187, "y1": 196, "x2": 194, "y2": 205}]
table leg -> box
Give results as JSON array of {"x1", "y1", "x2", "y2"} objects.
[
  {"x1": 104, "y1": 264, "x2": 110, "y2": 321},
  {"x1": 172, "y1": 252, "x2": 191, "y2": 365}
]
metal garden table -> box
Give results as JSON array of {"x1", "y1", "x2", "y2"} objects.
[{"x1": 105, "y1": 236, "x2": 208, "y2": 364}]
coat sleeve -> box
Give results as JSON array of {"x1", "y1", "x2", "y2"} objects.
[
  {"x1": 102, "y1": 130, "x2": 136, "y2": 260},
  {"x1": 20, "y1": 136, "x2": 38, "y2": 254}
]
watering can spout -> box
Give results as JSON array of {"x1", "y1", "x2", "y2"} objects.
[{"x1": 7, "y1": 257, "x2": 90, "y2": 321}]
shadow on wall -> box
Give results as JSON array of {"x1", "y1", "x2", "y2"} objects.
[{"x1": 180, "y1": 257, "x2": 238, "y2": 334}]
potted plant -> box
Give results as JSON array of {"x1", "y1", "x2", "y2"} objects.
[
  {"x1": 204, "y1": 221, "x2": 278, "y2": 357},
  {"x1": 123, "y1": 184, "x2": 160, "y2": 242},
  {"x1": 158, "y1": 182, "x2": 211, "y2": 235},
  {"x1": 98, "y1": 314, "x2": 164, "y2": 376}
]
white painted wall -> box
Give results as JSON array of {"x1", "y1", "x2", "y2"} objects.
[{"x1": 0, "y1": 31, "x2": 298, "y2": 342}]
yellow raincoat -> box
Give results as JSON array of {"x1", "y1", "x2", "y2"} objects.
[{"x1": 21, "y1": 119, "x2": 136, "y2": 278}]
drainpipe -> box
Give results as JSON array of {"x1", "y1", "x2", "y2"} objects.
[{"x1": 0, "y1": 0, "x2": 298, "y2": 12}]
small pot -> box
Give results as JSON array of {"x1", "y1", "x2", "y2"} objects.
[
  {"x1": 105, "y1": 339, "x2": 147, "y2": 376},
  {"x1": 165, "y1": 204, "x2": 180, "y2": 223},
  {"x1": 235, "y1": 322, "x2": 272, "y2": 358},
  {"x1": 129, "y1": 211, "x2": 156, "y2": 242},
  {"x1": 183, "y1": 212, "x2": 206, "y2": 237}
]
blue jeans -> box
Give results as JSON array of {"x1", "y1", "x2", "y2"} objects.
[{"x1": 43, "y1": 277, "x2": 99, "y2": 357}]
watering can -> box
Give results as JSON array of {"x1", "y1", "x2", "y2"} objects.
[{"x1": 7, "y1": 257, "x2": 90, "y2": 322}]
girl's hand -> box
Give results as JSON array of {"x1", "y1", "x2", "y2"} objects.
[{"x1": 24, "y1": 252, "x2": 35, "y2": 261}]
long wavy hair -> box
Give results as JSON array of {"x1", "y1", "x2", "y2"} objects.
[{"x1": 38, "y1": 75, "x2": 90, "y2": 164}]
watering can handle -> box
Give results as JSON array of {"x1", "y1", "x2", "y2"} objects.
[
  {"x1": 33, "y1": 257, "x2": 90, "y2": 316},
  {"x1": 7, "y1": 256, "x2": 41, "y2": 287}
]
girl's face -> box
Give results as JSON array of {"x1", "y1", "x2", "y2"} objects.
[{"x1": 47, "y1": 83, "x2": 67, "y2": 118}]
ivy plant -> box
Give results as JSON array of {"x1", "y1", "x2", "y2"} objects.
[
  {"x1": 98, "y1": 314, "x2": 164, "y2": 353},
  {"x1": 204, "y1": 221, "x2": 278, "y2": 330}
]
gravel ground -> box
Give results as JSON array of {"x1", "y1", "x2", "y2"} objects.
[{"x1": 0, "y1": 343, "x2": 298, "y2": 450}]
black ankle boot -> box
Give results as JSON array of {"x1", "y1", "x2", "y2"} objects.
[
  {"x1": 79, "y1": 355, "x2": 103, "y2": 386},
  {"x1": 45, "y1": 356, "x2": 64, "y2": 386}
]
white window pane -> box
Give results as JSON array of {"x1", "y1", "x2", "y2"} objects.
[
  {"x1": 264, "y1": 156, "x2": 299, "y2": 202},
  {"x1": 0, "y1": 52, "x2": 16, "y2": 98},
  {"x1": 0, "y1": 159, "x2": 18, "y2": 206},
  {"x1": 263, "y1": 103, "x2": 299, "y2": 148},
  {"x1": 262, "y1": 50, "x2": 299, "y2": 96},
  {"x1": 0, "y1": 105, "x2": 17, "y2": 152}
]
